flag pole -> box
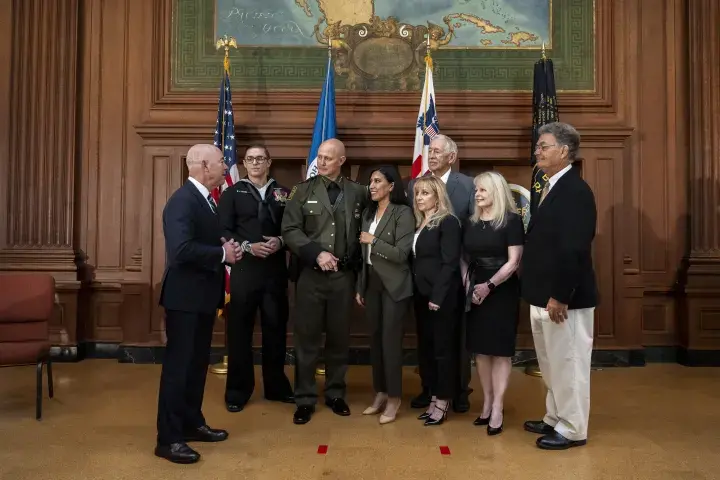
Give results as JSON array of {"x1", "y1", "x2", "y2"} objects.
[
  {"x1": 414, "y1": 30, "x2": 433, "y2": 375},
  {"x1": 209, "y1": 35, "x2": 237, "y2": 376},
  {"x1": 525, "y1": 41, "x2": 547, "y2": 379},
  {"x1": 315, "y1": 34, "x2": 333, "y2": 378}
]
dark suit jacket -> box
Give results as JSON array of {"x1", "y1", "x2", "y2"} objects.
[
  {"x1": 218, "y1": 178, "x2": 289, "y2": 289},
  {"x1": 412, "y1": 214, "x2": 462, "y2": 306},
  {"x1": 407, "y1": 171, "x2": 476, "y2": 222},
  {"x1": 521, "y1": 166, "x2": 598, "y2": 309},
  {"x1": 356, "y1": 203, "x2": 415, "y2": 302},
  {"x1": 282, "y1": 175, "x2": 368, "y2": 269},
  {"x1": 159, "y1": 180, "x2": 225, "y2": 314}
]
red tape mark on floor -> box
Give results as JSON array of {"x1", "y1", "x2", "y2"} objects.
[
  {"x1": 317, "y1": 445, "x2": 328, "y2": 454},
  {"x1": 439, "y1": 446, "x2": 451, "y2": 455}
]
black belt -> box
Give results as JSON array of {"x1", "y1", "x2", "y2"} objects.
[{"x1": 463, "y1": 256, "x2": 507, "y2": 312}]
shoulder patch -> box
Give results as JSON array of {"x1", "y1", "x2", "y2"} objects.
[{"x1": 288, "y1": 185, "x2": 298, "y2": 200}]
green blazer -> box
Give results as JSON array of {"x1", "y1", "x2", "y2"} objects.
[{"x1": 356, "y1": 203, "x2": 415, "y2": 302}]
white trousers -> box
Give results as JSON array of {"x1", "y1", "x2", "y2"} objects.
[{"x1": 530, "y1": 305, "x2": 594, "y2": 441}]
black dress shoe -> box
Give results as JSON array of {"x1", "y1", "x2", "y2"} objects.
[
  {"x1": 155, "y1": 442, "x2": 200, "y2": 464},
  {"x1": 536, "y1": 431, "x2": 587, "y2": 450},
  {"x1": 325, "y1": 398, "x2": 351, "y2": 416},
  {"x1": 523, "y1": 420, "x2": 555, "y2": 435},
  {"x1": 266, "y1": 393, "x2": 295, "y2": 404},
  {"x1": 410, "y1": 388, "x2": 431, "y2": 409},
  {"x1": 184, "y1": 425, "x2": 229, "y2": 443},
  {"x1": 293, "y1": 405, "x2": 315, "y2": 424},
  {"x1": 226, "y1": 402, "x2": 245, "y2": 413}
]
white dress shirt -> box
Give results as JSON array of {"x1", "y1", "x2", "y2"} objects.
[
  {"x1": 546, "y1": 164, "x2": 573, "y2": 193},
  {"x1": 366, "y1": 213, "x2": 380, "y2": 265},
  {"x1": 187, "y1": 176, "x2": 225, "y2": 263}
]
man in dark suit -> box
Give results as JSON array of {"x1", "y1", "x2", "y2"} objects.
[
  {"x1": 406, "y1": 134, "x2": 475, "y2": 413},
  {"x1": 218, "y1": 144, "x2": 294, "y2": 412},
  {"x1": 156, "y1": 144, "x2": 242, "y2": 464},
  {"x1": 281, "y1": 138, "x2": 368, "y2": 425},
  {"x1": 520, "y1": 122, "x2": 598, "y2": 451}
]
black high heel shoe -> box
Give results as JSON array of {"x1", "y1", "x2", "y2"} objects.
[
  {"x1": 487, "y1": 410, "x2": 504, "y2": 436},
  {"x1": 418, "y1": 401, "x2": 436, "y2": 420},
  {"x1": 473, "y1": 410, "x2": 491, "y2": 426},
  {"x1": 424, "y1": 401, "x2": 449, "y2": 426}
]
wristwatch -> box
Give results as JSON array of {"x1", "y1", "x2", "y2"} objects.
[
  {"x1": 241, "y1": 240, "x2": 252, "y2": 254},
  {"x1": 371, "y1": 237, "x2": 378, "y2": 246},
  {"x1": 486, "y1": 281, "x2": 496, "y2": 291}
]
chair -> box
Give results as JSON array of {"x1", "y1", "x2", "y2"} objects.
[{"x1": 0, "y1": 273, "x2": 55, "y2": 419}]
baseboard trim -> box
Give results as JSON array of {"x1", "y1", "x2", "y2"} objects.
[{"x1": 47, "y1": 343, "x2": 719, "y2": 367}]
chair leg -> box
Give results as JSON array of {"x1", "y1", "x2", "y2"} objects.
[
  {"x1": 36, "y1": 359, "x2": 43, "y2": 420},
  {"x1": 47, "y1": 358, "x2": 54, "y2": 399}
]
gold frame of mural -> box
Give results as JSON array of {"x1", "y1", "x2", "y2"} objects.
[
  {"x1": 169, "y1": 0, "x2": 595, "y2": 93},
  {"x1": 211, "y1": 0, "x2": 555, "y2": 51}
]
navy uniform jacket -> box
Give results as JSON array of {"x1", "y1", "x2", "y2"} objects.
[{"x1": 218, "y1": 178, "x2": 290, "y2": 289}]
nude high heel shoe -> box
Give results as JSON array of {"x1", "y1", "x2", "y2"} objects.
[
  {"x1": 379, "y1": 399, "x2": 401, "y2": 425},
  {"x1": 363, "y1": 393, "x2": 388, "y2": 415}
]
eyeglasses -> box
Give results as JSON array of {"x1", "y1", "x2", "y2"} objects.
[
  {"x1": 244, "y1": 156, "x2": 268, "y2": 164},
  {"x1": 534, "y1": 144, "x2": 557, "y2": 152}
]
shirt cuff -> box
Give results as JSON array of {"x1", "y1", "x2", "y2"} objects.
[{"x1": 221, "y1": 247, "x2": 226, "y2": 264}]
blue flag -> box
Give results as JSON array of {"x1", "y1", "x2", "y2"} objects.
[{"x1": 306, "y1": 54, "x2": 336, "y2": 179}]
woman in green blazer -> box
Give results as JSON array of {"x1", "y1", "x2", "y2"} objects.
[{"x1": 356, "y1": 165, "x2": 415, "y2": 425}]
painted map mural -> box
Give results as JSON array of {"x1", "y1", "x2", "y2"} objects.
[{"x1": 216, "y1": 0, "x2": 551, "y2": 49}]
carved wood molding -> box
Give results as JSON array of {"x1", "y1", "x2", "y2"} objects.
[
  {"x1": 149, "y1": 0, "x2": 617, "y2": 115},
  {"x1": 134, "y1": 123, "x2": 634, "y2": 147},
  {"x1": 3, "y1": 0, "x2": 79, "y2": 267}
]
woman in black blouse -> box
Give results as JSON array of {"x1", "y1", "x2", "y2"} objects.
[{"x1": 411, "y1": 175, "x2": 462, "y2": 426}]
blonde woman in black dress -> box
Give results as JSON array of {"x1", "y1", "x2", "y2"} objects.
[{"x1": 461, "y1": 171, "x2": 524, "y2": 435}]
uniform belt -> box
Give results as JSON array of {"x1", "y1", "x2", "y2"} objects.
[{"x1": 312, "y1": 256, "x2": 352, "y2": 272}]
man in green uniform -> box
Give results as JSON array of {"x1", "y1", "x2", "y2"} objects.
[{"x1": 281, "y1": 138, "x2": 368, "y2": 425}]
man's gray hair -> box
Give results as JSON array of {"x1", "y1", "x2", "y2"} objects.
[
  {"x1": 433, "y1": 134, "x2": 458, "y2": 155},
  {"x1": 537, "y1": 122, "x2": 580, "y2": 162}
]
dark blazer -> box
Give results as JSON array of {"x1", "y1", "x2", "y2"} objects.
[
  {"x1": 159, "y1": 180, "x2": 226, "y2": 314},
  {"x1": 412, "y1": 214, "x2": 462, "y2": 306},
  {"x1": 218, "y1": 178, "x2": 289, "y2": 286},
  {"x1": 282, "y1": 175, "x2": 368, "y2": 269},
  {"x1": 407, "y1": 171, "x2": 476, "y2": 222},
  {"x1": 521, "y1": 166, "x2": 598, "y2": 309},
  {"x1": 356, "y1": 203, "x2": 415, "y2": 302}
]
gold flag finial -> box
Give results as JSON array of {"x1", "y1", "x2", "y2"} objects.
[
  {"x1": 215, "y1": 35, "x2": 238, "y2": 73},
  {"x1": 425, "y1": 25, "x2": 434, "y2": 70},
  {"x1": 541, "y1": 41, "x2": 547, "y2": 61}
]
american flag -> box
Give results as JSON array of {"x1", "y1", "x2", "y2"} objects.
[
  {"x1": 212, "y1": 69, "x2": 240, "y2": 305},
  {"x1": 411, "y1": 55, "x2": 439, "y2": 179}
]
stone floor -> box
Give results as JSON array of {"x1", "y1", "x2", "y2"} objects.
[{"x1": 0, "y1": 360, "x2": 718, "y2": 479}]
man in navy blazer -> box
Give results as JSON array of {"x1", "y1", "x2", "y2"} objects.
[
  {"x1": 155, "y1": 144, "x2": 243, "y2": 464},
  {"x1": 406, "y1": 134, "x2": 475, "y2": 413}
]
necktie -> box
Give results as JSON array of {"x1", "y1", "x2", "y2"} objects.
[
  {"x1": 327, "y1": 181, "x2": 340, "y2": 205},
  {"x1": 539, "y1": 183, "x2": 550, "y2": 205},
  {"x1": 206, "y1": 194, "x2": 217, "y2": 214}
]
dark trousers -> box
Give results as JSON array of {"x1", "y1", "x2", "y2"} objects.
[
  {"x1": 414, "y1": 292, "x2": 458, "y2": 400},
  {"x1": 157, "y1": 310, "x2": 215, "y2": 445},
  {"x1": 293, "y1": 268, "x2": 354, "y2": 406},
  {"x1": 225, "y1": 280, "x2": 292, "y2": 404},
  {"x1": 455, "y1": 288, "x2": 472, "y2": 399},
  {"x1": 365, "y1": 267, "x2": 409, "y2": 398}
]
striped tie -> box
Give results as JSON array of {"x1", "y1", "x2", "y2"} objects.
[
  {"x1": 206, "y1": 194, "x2": 217, "y2": 214},
  {"x1": 539, "y1": 183, "x2": 550, "y2": 205}
]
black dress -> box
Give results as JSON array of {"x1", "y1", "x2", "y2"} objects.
[{"x1": 462, "y1": 213, "x2": 524, "y2": 357}]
